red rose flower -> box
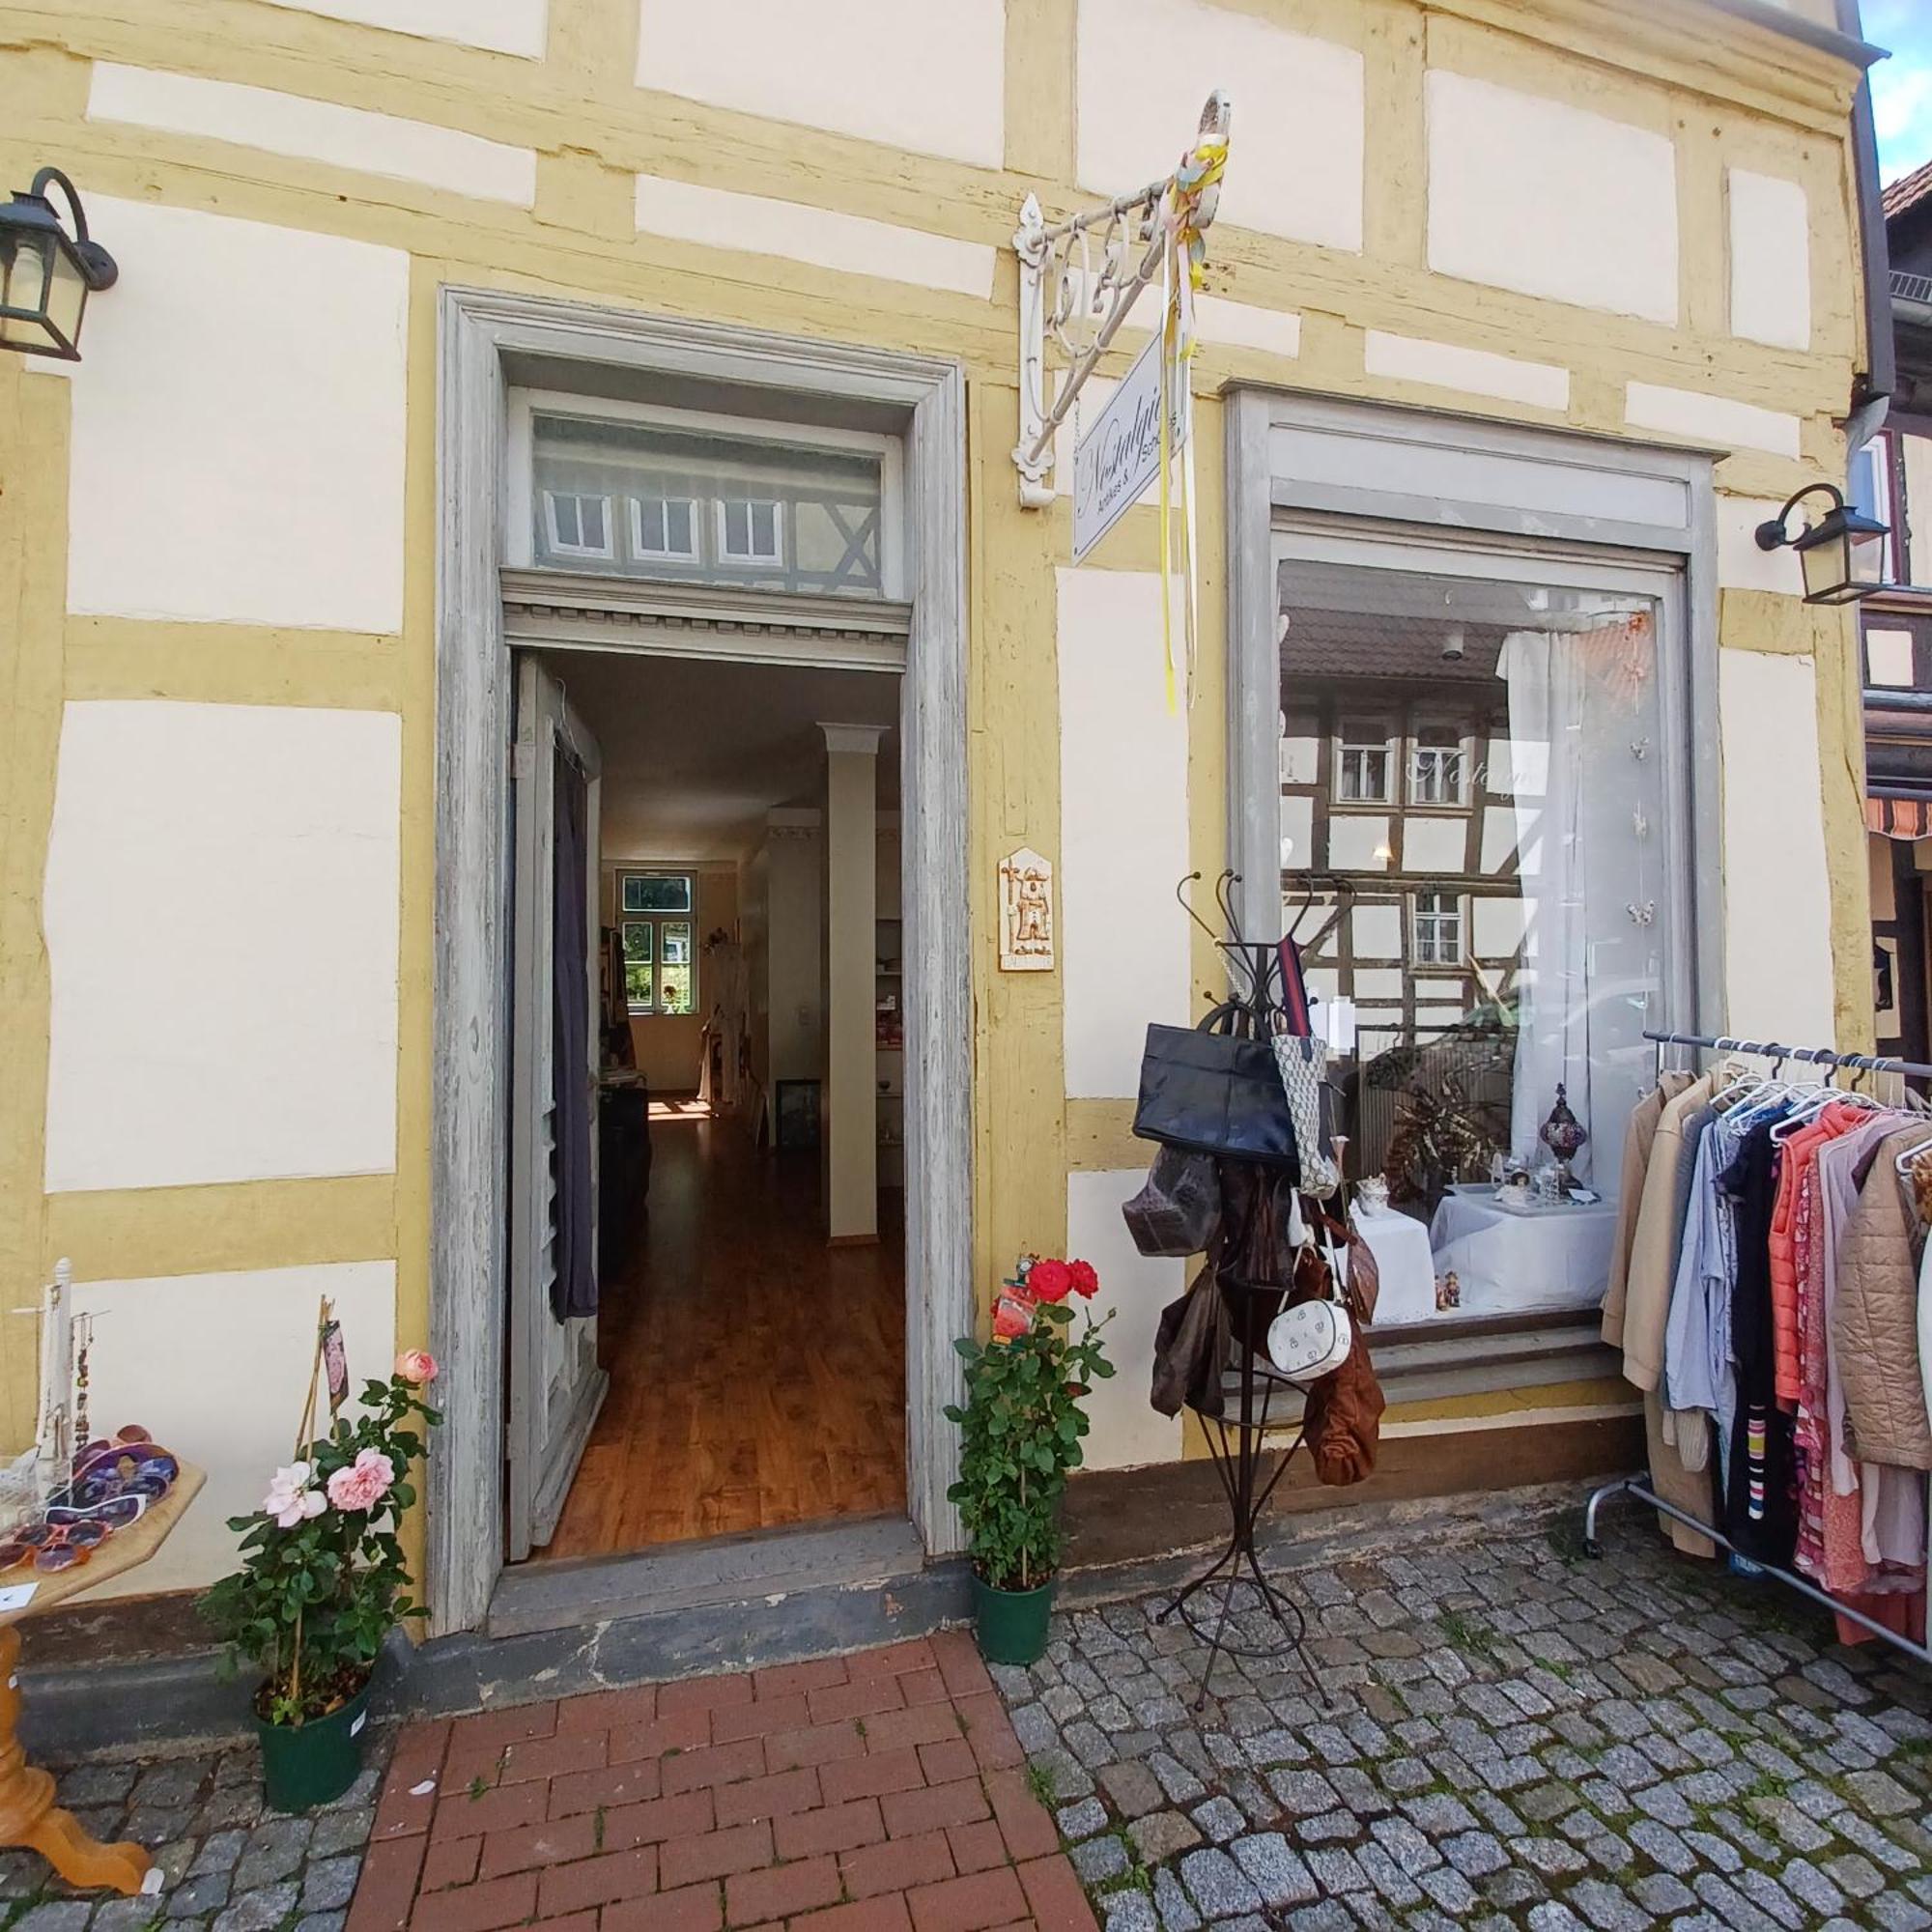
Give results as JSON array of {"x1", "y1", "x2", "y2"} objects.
[
  {"x1": 1029, "y1": 1259, "x2": 1073, "y2": 1302},
  {"x1": 1067, "y1": 1259, "x2": 1100, "y2": 1300}
]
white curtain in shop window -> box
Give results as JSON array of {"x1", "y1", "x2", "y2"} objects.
[{"x1": 1498, "y1": 630, "x2": 1591, "y2": 1180}]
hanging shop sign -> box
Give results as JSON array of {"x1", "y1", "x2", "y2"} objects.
[
  {"x1": 1009, "y1": 89, "x2": 1229, "y2": 709},
  {"x1": 1071, "y1": 333, "x2": 1188, "y2": 565}
]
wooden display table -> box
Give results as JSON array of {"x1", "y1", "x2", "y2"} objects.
[{"x1": 0, "y1": 1464, "x2": 204, "y2": 1896}]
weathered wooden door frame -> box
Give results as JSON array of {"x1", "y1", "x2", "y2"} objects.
[
  {"x1": 430, "y1": 288, "x2": 971, "y2": 1637},
  {"x1": 506, "y1": 657, "x2": 608, "y2": 1560}
]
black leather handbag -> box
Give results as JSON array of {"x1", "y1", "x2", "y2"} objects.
[{"x1": 1132, "y1": 1001, "x2": 1301, "y2": 1173}]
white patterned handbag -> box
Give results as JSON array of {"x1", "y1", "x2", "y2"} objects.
[{"x1": 1265, "y1": 1295, "x2": 1354, "y2": 1385}]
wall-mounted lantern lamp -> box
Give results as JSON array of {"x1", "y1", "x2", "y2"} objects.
[
  {"x1": 1753, "y1": 483, "x2": 1890, "y2": 606},
  {"x1": 0, "y1": 168, "x2": 119, "y2": 362}
]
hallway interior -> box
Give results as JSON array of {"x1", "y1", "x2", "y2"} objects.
[{"x1": 539, "y1": 1111, "x2": 906, "y2": 1559}]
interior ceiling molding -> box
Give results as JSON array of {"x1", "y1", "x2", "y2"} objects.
[{"x1": 499, "y1": 568, "x2": 909, "y2": 671}]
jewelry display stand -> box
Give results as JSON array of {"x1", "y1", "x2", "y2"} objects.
[
  {"x1": 0, "y1": 1465, "x2": 203, "y2": 1895},
  {"x1": 1158, "y1": 1286, "x2": 1318, "y2": 1710}
]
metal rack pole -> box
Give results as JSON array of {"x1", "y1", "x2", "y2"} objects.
[
  {"x1": 1584, "y1": 1477, "x2": 1932, "y2": 1668},
  {"x1": 1644, "y1": 1028, "x2": 1932, "y2": 1083}
]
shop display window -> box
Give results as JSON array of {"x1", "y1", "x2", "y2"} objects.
[{"x1": 1279, "y1": 554, "x2": 1670, "y2": 1321}]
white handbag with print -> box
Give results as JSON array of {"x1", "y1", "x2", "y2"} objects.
[{"x1": 1265, "y1": 1296, "x2": 1354, "y2": 1385}]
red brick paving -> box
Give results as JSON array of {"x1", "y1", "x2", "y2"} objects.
[{"x1": 350, "y1": 1632, "x2": 1094, "y2": 1932}]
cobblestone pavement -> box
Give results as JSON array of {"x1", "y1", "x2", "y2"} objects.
[
  {"x1": 0, "y1": 1736, "x2": 387, "y2": 1932},
  {"x1": 989, "y1": 1507, "x2": 1932, "y2": 1932}
]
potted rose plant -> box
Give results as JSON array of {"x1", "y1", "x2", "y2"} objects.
[
  {"x1": 200, "y1": 1351, "x2": 440, "y2": 1810},
  {"x1": 946, "y1": 1257, "x2": 1112, "y2": 1666}
]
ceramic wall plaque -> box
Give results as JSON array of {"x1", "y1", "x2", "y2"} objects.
[{"x1": 998, "y1": 847, "x2": 1054, "y2": 972}]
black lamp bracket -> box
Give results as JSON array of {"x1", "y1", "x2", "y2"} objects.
[
  {"x1": 27, "y1": 166, "x2": 118, "y2": 291},
  {"x1": 1753, "y1": 482, "x2": 1844, "y2": 553}
]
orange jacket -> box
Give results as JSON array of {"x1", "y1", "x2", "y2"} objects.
[{"x1": 1767, "y1": 1103, "x2": 1865, "y2": 1411}]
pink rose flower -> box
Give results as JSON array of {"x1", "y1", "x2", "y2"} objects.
[
  {"x1": 263, "y1": 1462, "x2": 327, "y2": 1528},
  {"x1": 326, "y1": 1447, "x2": 396, "y2": 1513},
  {"x1": 395, "y1": 1350, "x2": 439, "y2": 1386}
]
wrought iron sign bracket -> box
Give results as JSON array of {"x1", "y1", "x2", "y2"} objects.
[{"x1": 1010, "y1": 90, "x2": 1230, "y2": 509}]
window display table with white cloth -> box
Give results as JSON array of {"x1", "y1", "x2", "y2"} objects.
[
  {"x1": 1348, "y1": 1202, "x2": 1438, "y2": 1325},
  {"x1": 1426, "y1": 1183, "x2": 1616, "y2": 1315}
]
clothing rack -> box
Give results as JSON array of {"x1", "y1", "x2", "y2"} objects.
[
  {"x1": 1584, "y1": 1028, "x2": 1932, "y2": 1671},
  {"x1": 1643, "y1": 1028, "x2": 1932, "y2": 1084}
]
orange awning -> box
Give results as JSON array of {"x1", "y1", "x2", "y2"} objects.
[{"x1": 1867, "y1": 796, "x2": 1932, "y2": 839}]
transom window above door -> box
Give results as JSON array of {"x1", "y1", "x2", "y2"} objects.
[{"x1": 514, "y1": 394, "x2": 901, "y2": 599}]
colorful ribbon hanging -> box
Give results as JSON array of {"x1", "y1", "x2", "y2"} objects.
[{"x1": 1155, "y1": 129, "x2": 1228, "y2": 714}]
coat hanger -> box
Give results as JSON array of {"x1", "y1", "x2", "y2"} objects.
[{"x1": 1175, "y1": 872, "x2": 1219, "y2": 947}]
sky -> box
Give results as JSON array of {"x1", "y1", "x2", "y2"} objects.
[{"x1": 1868, "y1": 0, "x2": 1932, "y2": 184}]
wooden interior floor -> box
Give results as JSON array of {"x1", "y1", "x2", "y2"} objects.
[{"x1": 536, "y1": 1115, "x2": 907, "y2": 1560}]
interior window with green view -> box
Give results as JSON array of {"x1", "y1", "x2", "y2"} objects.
[{"x1": 619, "y1": 874, "x2": 696, "y2": 1014}]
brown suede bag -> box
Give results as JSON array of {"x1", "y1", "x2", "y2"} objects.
[{"x1": 1288, "y1": 1242, "x2": 1385, "y2": 1486}]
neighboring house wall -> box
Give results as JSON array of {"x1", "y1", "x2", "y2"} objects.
[{"x1": 0, "y1": 0, "x2": 1875, "y2": 1601}]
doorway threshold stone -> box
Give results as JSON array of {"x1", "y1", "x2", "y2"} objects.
[
  {"x1": 487, "y1": 1513, "x2": 930, "y2": 1637},
  {"x1": 412, "y1": 1520, "x2": 967, "y2": 1719}
]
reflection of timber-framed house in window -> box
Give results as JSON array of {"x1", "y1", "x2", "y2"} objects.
[{"x1": 1278, "y1": 611, "x2": 1524, "y2": 1060}]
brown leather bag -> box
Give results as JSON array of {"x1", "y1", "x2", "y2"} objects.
[
  {"x1": 1286, "y1": 1244, "x2": 1385, "y2": 1486},
  {"x1": 1151, "y1": 1266, "x2": 1230, "y2": 1418}
]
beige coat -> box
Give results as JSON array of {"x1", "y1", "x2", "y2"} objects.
[
  {"x1": 1834, "y1": 1125, "x2": 1932, "y2": 1471},
  {"x1": 1619, "y1": 1074, "x2": 1716, "y2": 1395},
  {"x1": 1604, "y1": 1070, "x2": 1714, "y2": 1559},
  {"x1": 1601, "y1": 1074, "x2": 1690, "y2": 1353}
]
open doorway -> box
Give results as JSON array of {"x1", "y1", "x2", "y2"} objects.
[{"x1": 504, "y1": 646, "x2": 908, "y2": 1565}]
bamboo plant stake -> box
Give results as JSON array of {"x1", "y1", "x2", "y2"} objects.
[{"x1": 286, "y1": 1296, "x2": 333, "y2": 1722}]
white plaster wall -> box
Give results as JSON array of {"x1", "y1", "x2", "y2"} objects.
[
  {"x1": 1728, "y1": 169, "x2": 1811, "y2": 351},
  {"x1": 637, "y1": 0, "x2": 1004, "y2": 167},
  {"x1": 1078, "y1": 0, "x2": 1363, "y2": 251},
  {"x1": 1719, "y1": 651, "x2": 1836, "y2": 1041},
  {"x1": 1624, "y1": 383, "x2": 1801, "y2": 459},
  {"x1": 1363, "y1": 331, "x2": 1569, "y2": 412},
  {"x1": 1193, "y1": 296, "x2": 1302, "y2": 358},
  {"x1": 43, "y1": 702, "x2": 403, "y2": 1191},
  {"x1": 88, "y1": 65, "x2": 537, "y2": 207},
  {"x1": 1717, "y1": 496, "x2": 1805, "y2": 595},
  {"x1": 1426, "y1": 70, "x2": 1678, "y2": 325},
  {"x1": 1059, "y1": 571, "x2": 1191, "y2": 1096},
  {"x1": 66, "y1": 200, "x2": 408, "y2": 633},
  {"x1": 72, "y1": 1262, "x2": 398, "y2": 1598},
  {"x1": 1066, "y1": 1172, "x2": 1184, "y2": 1471},
  {"x1": 634, "y1": 177, "x2": 995, "y2": 298},
  {"x1": 260, "y1": 0, "x2": 547, "y2": 55}
]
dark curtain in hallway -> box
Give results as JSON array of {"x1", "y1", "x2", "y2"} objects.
[{"x1": 551, "y1": 747, "x2": 597, "y2": 1320}]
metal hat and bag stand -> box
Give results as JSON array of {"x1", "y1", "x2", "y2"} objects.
[{"x1": 1124, "y1": 869, "x2": 1386, "y2": 1706}]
